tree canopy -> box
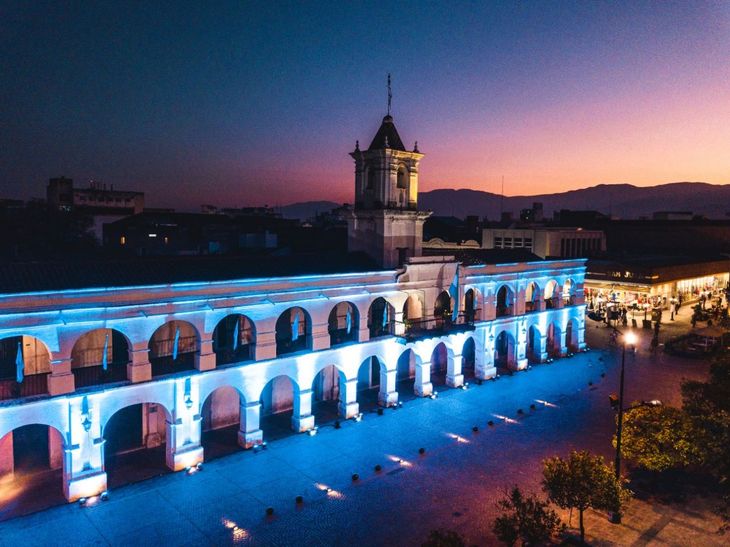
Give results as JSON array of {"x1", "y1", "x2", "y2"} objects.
[{"x1": 542, "y1": 450, "x2": 629, "y2": 542}]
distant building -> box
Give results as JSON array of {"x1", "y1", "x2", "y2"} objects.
[
  {"x1": 47, "y1": 177, "x2": 144, "y2": 215},
  {"x1": 104, "y1": 211, "x2": 290, "y2": 256},
  {"x1": 47, "y1": 177, "x2": 145, "y2": 240},
  {"x1": 482, "y1": 227, "x2": 606, "y2": 259},
  {"x1": 652, "y1": 211, "x2": 694, "y2": 221},
  {"x1": 520, "y1": 202, "x2": 544, "y2": 223}
]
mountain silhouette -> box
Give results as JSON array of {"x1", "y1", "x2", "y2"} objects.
[{"x1": 277, "y1": 182, "x2": 730, "y2": 221}]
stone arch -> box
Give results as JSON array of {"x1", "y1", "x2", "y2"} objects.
[
  {"x1": 311, "y1": 364, "x2": 347, "y2": 423},
  {"x1": 527, "y1": 324, "x2": 543, "y2": 363},
  {"x1": 103, "y1": 401, "x2": 174, "y2": 487},
  {"x1": 212, "y1": 313, "x2": 255, "y2": 365},
  {"x1": 462, "y1": 336, "x2": 476, "y2": 379},
  {"x1": 396, "y1": 165, "x2": 408, "y2": 207},
  {"x1": 275, "y1": 307, "x2": 311, "y2": 356},
  {"x1": 494, "y1": 329, "x2": 516, "y2": 370},
  {"x1": 402, "y1": 293, "x2": 424, "y2": 326},
  {"x1": 148, "y1": 320, "x2": 200, "y2": 377},
  {"x1": 0, "y1": 335, "x2": 52, "y2": 400},
  {"x1": 328, "y1": 301, "x2": 358, "y2": 347},
  {"x1": 464, "y1": 287, "x2": 480, "y2": 322},
  {"x1": 547, "y1": 321, "x2": 563, "y2": 357},
  {"x1": 433, "y1": 290, "x2": 453, "y2": 328},
  {"x1": 566, "y1": 317, "x2": 580, "y2": 351},
  {"x1": 496, "y1": 285, "x2": 515, "y2": 317},
  {"x1": 71, "y1": 328, "x2": 130, "y2": 388},
  {"x1": 544, "y1": 279, "x2": 560, "y2": 309},
  {"x1": 430, "y1": 342, "x2": 450, "y2": 385},
  {"x1": 259, "y1": 374, "x2": 300, "y2": 440},
  {"x1": 392, "y1": 348, "x2": 415, "y2": 399},
  {"x1": 563, "y1": 279, "x2": 576, "y2": 306},
  {"x1": 200, "y1": 385, "x2": 245, "y2": 459},
  {"x1": 366, "y1": 166, "x2": 376, "y2": 190},
  {"x1": 368, "y1": 297, "x2": 395, "y2": 339},
  {"x1": 397, "y1": 164, "x2": 408, "y2": 189},
  {"x1": 356, "y1": 355, "x2": 385, "y2": 408},
  {"x1": 525, "y1": 282, "x2": 541, "y2": 312},
  {"x1": 0, "y1": 423, "x2": 66, "y2": 510}
]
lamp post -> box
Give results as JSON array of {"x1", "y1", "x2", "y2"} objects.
[{"x1": 611, "y1": 329, "x2": 638, "y2": 524}]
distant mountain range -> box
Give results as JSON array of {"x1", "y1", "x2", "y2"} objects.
[{"x1": 276, "y1": 182, "x2": 730, "y2": 221}]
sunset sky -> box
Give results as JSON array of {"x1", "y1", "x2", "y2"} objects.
[{"x1": 1, "y1": 1, "x2": 729, "y2": 209}]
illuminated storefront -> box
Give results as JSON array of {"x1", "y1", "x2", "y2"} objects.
[{"x1": 585, "y1": 256, "x2": 730, "y2": 310}]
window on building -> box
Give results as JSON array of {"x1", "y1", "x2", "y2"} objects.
[
  {"x1": 397, "y1": 166, "x2": 407, "y2": 189},
  {"x1": 524, "y1": 238, "x2": 533, "y2": 249},
  {"x1": 504, "y1": 237, "x2": 513, "y2": 247},
  {"x1": 494, "y1": 237, "x2": 503, "y2": 248},
  {"x1": 366, "y1": 168, "x2": 376, "y2": 190},
  {"x1": 514, "y1": 238, "x2": 523, "y2": 248}
]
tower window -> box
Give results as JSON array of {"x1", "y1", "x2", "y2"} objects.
[
  {"x1": 397, "y1": 166, "x2": 407, "y2": 189},
  {"x1": 366, "y1": 168, "x2": 376, "y2": 190}
]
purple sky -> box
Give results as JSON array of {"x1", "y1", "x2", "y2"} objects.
[{"x1": 1, "y1": 1, "x2": 729, "y2": 210}]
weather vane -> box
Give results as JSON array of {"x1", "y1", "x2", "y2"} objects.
[{"x1": 387, "y1": 73, "x2": 392, "y2": 116}]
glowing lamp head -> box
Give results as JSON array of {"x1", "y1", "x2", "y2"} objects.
[{"x1": 624, "y1": 331, "x2": 638, "y2": 346}]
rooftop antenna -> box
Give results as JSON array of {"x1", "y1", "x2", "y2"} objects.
[{"x1": 387, "y1": 73, "x2": 392, "y2": 116}]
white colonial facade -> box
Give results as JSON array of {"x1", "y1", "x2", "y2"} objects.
[{"x1": 0, "y1": 254, "x2": 586, "y2": 503}]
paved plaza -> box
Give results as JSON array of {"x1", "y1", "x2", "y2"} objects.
[{"x1": 0, "y1": 317, "x2": 724, "y2": 546}]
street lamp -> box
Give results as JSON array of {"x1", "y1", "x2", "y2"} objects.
[{"x1": 611, "y1": 329, "x2": 637, "y2": 524}]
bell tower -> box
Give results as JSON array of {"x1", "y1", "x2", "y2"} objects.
[{"x1": 348, "y1": 82, "x2": 431, "y2": 268}]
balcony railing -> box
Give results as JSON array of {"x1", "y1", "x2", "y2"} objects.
[
  {"x1": 496, "y1": 305, "x2": 513, "y2": 318},
  {"x1": 215, "y1": 344, "x2": 254, "y2": 366},
  {"x1": 369, "y1": 323, "x2": 395, "y2": 340},
  {"x1": 525, "y1": 301, "x2": 539, "y2": 313},
  {"x1": 0, "y1": 373, "x2": 49, "y2": 401},
  {"x1": 150, "y1": 351, "x2": 196, "y2": 377},
  {"x1": 74, "y1": 362, "x2": 129, "y2": 388},
  {"x1": 398, "y1": 313, "x2": 475, "y2": 342},
  {"x1": 276, "y1": 336, "x2": 309, "y2": 357},
  {"x1": 329, "y1": 328, "x2": 357, "y2": 347}
]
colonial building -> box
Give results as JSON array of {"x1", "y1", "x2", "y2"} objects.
[{"x1": 0, "y1": 112, "x2": 587, "y2": 508}]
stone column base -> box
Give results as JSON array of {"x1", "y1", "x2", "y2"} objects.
[
  {"x1": 238, "y1": 429, "x2": 263, "y2": 449},
  {"x1": 516, "y1": 358, "x2": 529, "y2": 371},
  {"x1": 291, "y1": 415, "x2": 315, "y2": 433},
  {"x1": 168, "y1": 445, "x2": 204, "y2": 471},
  {"x1": 378, "y1": 390, "x2": 399, "y2": 407},
  {"x1": 475, "y1": 367, "x2": 497, "y2": 380},
  {"x1": 446, "y1": 374, "x2": 464, "y2": 388},
  {"x1": 127, "y1": 362, "x2": 151, "y2": 383},
  {"x1": 339, "y1": 401, "x2": 360, "y2": 419},
  {"x1": 64, "y1": 471, "x2": 107, "y2": 502},
  {"x1": 47, "y1": 373, "x2": 75, "y2": 396},
  {"x1": 414, "y1": 381, "x2": 433, "y2": 397}
]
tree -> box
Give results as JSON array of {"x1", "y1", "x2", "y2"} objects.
[
  {"x1": 493, "y1": 487, "x2": 564, "y2": 546},
  {"x1": 421, "y1": 529, "x2": 466, "y2": 547},
  {"x1": 682, "y1": 356, "x2": 730, "y2": 532},
  {"x1": 542, "y1": 450, "x2": 630, "y2": 543},
  {"x1": 618, "y1": 405, "x2": 700, "y2": 472}
]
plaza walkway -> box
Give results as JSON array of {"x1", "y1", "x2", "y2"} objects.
[{"x1": 0, "y1": 327, "x2": 721, "y2": 546}]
